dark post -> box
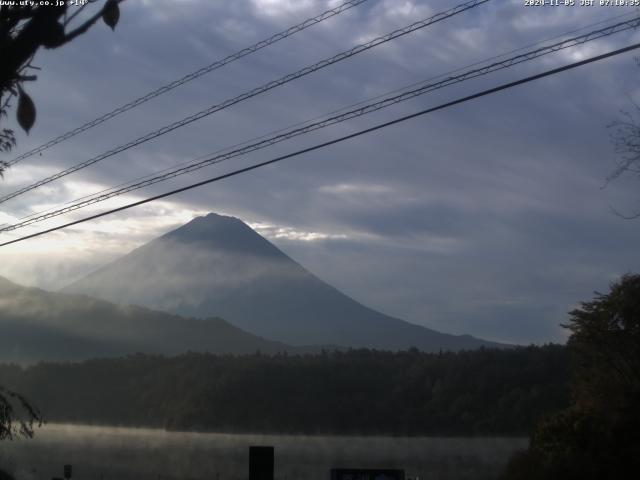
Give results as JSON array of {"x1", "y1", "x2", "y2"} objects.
[
  {"x1": 331, "y1": 469, "x2": 405, "y2": 480},
  {"x1": 249, "y1": 446, "x2": 274, "y2": 480},
  {"x1": 63, "y1": 466, "x2": 72, "y2": 480}
]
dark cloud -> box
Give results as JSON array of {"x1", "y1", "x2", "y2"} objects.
[{"x1": 1, "y1": 0, "x2": 639, "y2": 344}]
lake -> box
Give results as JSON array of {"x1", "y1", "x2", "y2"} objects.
[{"x1": 0, "y1": 424, "x2": 527, "y2": 480}]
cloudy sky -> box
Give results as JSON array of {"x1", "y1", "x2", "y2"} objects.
[{"x1": 1, "y1": 0, "x2": 639, "y2": 344}]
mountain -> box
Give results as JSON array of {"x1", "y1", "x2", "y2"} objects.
[
  {"x1": 0, "y1": 275, "x2": 291, "y2": 364},
  {"x1": 64, "y1": 213, "x2": 505, "y2": 351}
]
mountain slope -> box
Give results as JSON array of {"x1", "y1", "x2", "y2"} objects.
[
  {"x1": 64, "y1": 213, "x2": 505, "y2": 351},
  {"x1": 0, "y1": 276, "x2": 291, "y2": 364}
]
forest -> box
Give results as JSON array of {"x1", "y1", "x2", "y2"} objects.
[{"x1": 0, "y1": 345, "x2": 568, "y2": 436}]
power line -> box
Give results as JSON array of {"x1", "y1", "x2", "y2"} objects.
[
  {"x1": 14, "y1": 7, "x2": 633, "y2": 232},
  {"x1": 0, "y1": 0, "x2": 489, "y2": 205},
  {"x1": 10, "y1": 9, "x2": 637, "y2": 230},
  {"x1": 28, "y1": 9, "x2": 639, "y2": 217},
  {"x1": 5, "y1": 0, "x2": 371, "y2": 167},
  {"x1": 5, "y1": 14, "x2": 638, "y2": 231},
  {"x1": 2, "y1": 40, "x2": 638, "y2": 248},
  {"x1": 3, "y1": 14, "x2": 639, "y2": 233}
]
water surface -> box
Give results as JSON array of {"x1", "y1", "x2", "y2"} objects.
[{"x1": 0, "y1": 424, "x2": 527, "y2": 480}]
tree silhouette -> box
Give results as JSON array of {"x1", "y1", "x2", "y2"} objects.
[
  {"x1": 0, "y1": 4, "x2": 124, "y2": 472},
  {"x1": 607, "y1": 100, "x2": 640, "y2": 218},
  {"x1": 0, "y1": 385, "x2": 42, "y2": 480},
  {"x1": 502, "y1": 273, "x2": 640, "y2": 480},
  {"x1": 0, "y1": 385, "x2": 41, "y2": 441},
  {"x1": 0, "y1": 0, "x2": 123, "y2": 173}
]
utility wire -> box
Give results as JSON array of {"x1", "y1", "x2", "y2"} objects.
[
  {"x1": 3, "y1": 14, "x2": 639, "y2": 233},
  {"x1": 9, "y1": 8, "x2": 638, "y2": 230},
  {"x1": 11, "y1": 5, "x2": 632, "y2": 231},
  {"x1": 15, "y1": 8, "x2": 637, "y2": 225},
  {"x1": 4, "y1": 14, "x2": 637, "y2": 230},
  {"x1": 0, "y1": 0, "x2": 489, "y2": 205},
  {"x1": 2, "y1": 40, "x2": 638, "y2": 248},
  {"x1": 5, "y1": 0, "x2": 371, "y2": 167}
]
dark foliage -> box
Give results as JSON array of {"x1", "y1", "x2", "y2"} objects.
[
  {"x1": 502, "y1": 274, "x2": 640, "y2": 480},
  {"x1": 0, "y1": 0, "x2": 123, "y2": 175},
  {"x1": 0, "y1": 469, "x2": 14, "y2": 480},
  {"x1": 0, "y1": 345, "x2": 568, "y2": 436},
  {"x1": 0, "y1": 384, "x2": 41, "y2": 440},
  {"x1": 0, "y1": 0, "x2": 124, "y2": 450}
]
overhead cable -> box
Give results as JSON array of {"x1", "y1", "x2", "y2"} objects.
[
  {"x1": 5, "y1": 0, "x2": 371, "y2": 166},
  {"x1": 0, "y1": 0, "x2": 489, "y2": 205},
  {"x1": 3, "y1": 14, "x2": 638, "y2": 233},
  {"x1": 2, "y1": 40, "x2": 638, "y2": 247}
]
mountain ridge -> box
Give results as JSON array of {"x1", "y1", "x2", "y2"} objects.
[
  {"x1": 0, "y1": 275, "x2": 295, "y2": 364},
  {"x1": 64, "y1": 213, "x2": 507, "y2": 351}
]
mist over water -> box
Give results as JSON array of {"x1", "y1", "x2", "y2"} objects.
[{"x1": 1, "y1": 424, "x2": 527, "y2": 480}]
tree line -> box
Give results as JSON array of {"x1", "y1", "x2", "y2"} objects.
[{"x1": 0, "y1": 345, "x2": 568, "y2": 436}]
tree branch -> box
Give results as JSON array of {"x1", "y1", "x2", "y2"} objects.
[
  {"x1": 609, "y1": 205, "x2": 640, "y2": 220},
  {"x1": 63, "y1": 2, "x2": 90, "y2": 27},
  {"x1": 62, "y1": 0, "x2": 125, "y2": 44}
]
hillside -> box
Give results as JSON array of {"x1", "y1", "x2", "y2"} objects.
[
  {"x1": 64, "y1": 213, "x2": 506, "y2": 351},
  {"x1": 0, "y1": 276, "x2": 291, "y2": 364}
]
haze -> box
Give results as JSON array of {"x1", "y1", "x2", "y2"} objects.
[{"x1": 1, "y1": 0, "x2": 639, "y2": 345}]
